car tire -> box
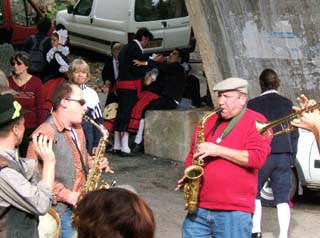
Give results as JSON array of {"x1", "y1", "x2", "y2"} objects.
[{"x1": 260, "y1": 168, "x2": 297, "y2": 207}]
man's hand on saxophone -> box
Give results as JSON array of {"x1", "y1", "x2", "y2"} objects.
[
  {"x1": 194, "y1": 142, "x2": 219, "y2": 160},
  {"x1": 175, "y1": 176, "x2": 186, "y2": 191},
  {"x1": 98, "y1": 157, "x2": 114, "y2": 174},
  {"x1": 195, "y1": 142, "x2": 250, "y2": 167}
]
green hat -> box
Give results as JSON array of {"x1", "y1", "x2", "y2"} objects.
[
  {"x1": 213, "y1": 77, "x2": 248, "y2": 94},
  {"x1": 0, "y1": 94, "x2": 29, "y2": 125}
]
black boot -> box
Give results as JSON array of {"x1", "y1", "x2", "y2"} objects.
[
  {"x1": 131, "y1": 142, "x2": 144, "y2": 154},
  {"x1": 252, "y1": 232, "x2": 262, "y2": 238}
]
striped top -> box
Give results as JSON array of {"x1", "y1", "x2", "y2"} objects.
[{"x1": 80, "y1": 83, "x2": 103, "y2": 119}]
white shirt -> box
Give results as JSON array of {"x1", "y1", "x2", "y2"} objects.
[{"x1": 112, "y1": 58, "x2": 119, "y2": 80}]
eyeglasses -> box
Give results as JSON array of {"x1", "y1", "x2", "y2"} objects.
[
  {"x1": 11, "y1": 61, "x2": 23, "y2": 66},
  {"x1": 65, "y1": 98, "x2": 86, "y2": 106}
]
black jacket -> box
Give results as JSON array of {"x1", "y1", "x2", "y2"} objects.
[
  {"x1": 247, "y1": 92, "x2": 299, "y2": 154},
  {"x1": 148, "y1": 60, "x2": 186, "y2": 102},
  {"x1": 118, "y1": 40, "x2": 150, "y2": 81},
  {"x1": 102, "y1": 57, "x2": 117, "y2": 84}
]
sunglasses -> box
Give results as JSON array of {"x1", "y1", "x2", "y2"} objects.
[
  {"x1": 65, "y1": 98, "x2": 86, "y2": 106},
  {"x1": 11, "y1": 61, "x2": 23, "y2": 66}
]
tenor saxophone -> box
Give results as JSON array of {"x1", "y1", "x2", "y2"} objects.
[
  {"x1": 82, "y1": 115, "x2": 115, "y2": 192},
  {"x1": 183, "y1": 108, "x2": 222, "y2": 213}
]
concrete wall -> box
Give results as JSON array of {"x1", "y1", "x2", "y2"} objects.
[
  {"x1": 140, "y1": 1, "x2": 320, "y2": 160},
  {"x1": 144, "y1": 109, "x2": 211, "y2": 162},
  {"x1": 198, "y1": 0, "x2": 320, "y2": 102}
]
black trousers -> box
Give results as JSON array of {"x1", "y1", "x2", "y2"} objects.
[
  {"x1": 114, "y1": 89, "x2": 138, "y2": 132},
  {"x1": 142, "y1": 96, "x2": 177, "y2": 118}
]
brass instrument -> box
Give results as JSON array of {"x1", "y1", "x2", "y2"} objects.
[
  {"x1": 184, "y1": 108, "x2": 222, "y2": 213},
  {"x1": 83, "y1": 115, "x2": 115, "y2": 192},
  {"x1": 256, "y1": 103, "x2": 320, "y2": 137},
  {"x1": 38, "y1": 208, "x2": 61, "y2": 238}
]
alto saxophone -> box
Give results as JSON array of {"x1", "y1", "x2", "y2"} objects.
[
  {"x1": 83, "y1": 115, "x2": 115, "y2": 192},
  {"x1": 183, "y1": 108, "x2": 222, "y2": 213}
]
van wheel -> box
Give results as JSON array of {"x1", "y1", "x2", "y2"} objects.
[{"x1": 260, "y1": 169, "x2": 297, "y2": 207}]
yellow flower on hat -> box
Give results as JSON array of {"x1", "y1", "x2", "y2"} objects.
[{"x1": 12, "y1": 101, "x2": 21, "y2": 120}]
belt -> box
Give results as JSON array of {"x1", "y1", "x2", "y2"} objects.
[{"x1": 116, "y1": 79, "x2": 142, "y2": 98}]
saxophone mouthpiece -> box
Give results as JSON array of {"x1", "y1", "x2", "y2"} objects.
[{"x1": 215, "y1": 107, "x2": 222, "y2": 113}]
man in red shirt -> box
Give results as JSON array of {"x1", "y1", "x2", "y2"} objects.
[{"x1": 176, "y1": 77, "x2": 271, "y2": 238}]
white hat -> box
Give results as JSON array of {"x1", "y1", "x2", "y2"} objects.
[
  {"x1": 213, "y1": 77, "x2": 248, "y2": 94},
  {"x1": 54, "y1": 29, "x2": 68, "y2": 45}
]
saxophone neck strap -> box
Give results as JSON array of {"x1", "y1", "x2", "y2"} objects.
[
  {"x1": 215, "y1": 107, "x2": 247, "y2": 144},
  {"x1": 70, "y1": 129, "x2": 88, "y2": 178}
]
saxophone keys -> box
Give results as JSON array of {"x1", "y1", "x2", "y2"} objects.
[
  {"x1": 100, "y1": 180, "x2": 110, "y2": 189},
  {"x1": 110, "y1": 181, "x2": 117, "y2": 187}
]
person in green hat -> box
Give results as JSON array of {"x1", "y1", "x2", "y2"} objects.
[{"x1": 0, "y1": 94, "x2": 56, "y2": 238}]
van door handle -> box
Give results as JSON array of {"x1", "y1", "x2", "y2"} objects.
[
  {"x1": 90, "y1": 18, "x2": 93, "y2": 24},
  {"x1": 161, "y1": 21, "x2": 167, "y2": 28}
]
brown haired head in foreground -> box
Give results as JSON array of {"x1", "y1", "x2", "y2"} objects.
[{"x1": 72, "y1": 187, "x2": 156, "y2": 238}]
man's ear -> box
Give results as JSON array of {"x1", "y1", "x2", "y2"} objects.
[
  {"x1": 12, "y1": 123, "x2": 19, "y2": 137},
  {"x1": 60, "y1": 99, "x2": 68, "y2": 108},
  {"x1": 240, "y1": 95, "x2": 248, "y2": 106}
]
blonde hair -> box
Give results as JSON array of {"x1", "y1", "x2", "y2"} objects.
[{"x1": 68, "y1": 58, "x2": 91, "y2": 82}]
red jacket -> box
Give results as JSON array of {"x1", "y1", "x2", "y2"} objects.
[{"x1": 185, "y1": 108, "x2": 271, "y2": 213}]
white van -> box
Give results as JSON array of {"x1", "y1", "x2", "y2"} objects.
[{"x1": 55, "y1": 0, "x2": 195, "y2": 55}]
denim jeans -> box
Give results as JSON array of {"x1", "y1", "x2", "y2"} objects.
[
  {"x1": 182, "y1": 208, "x2": 252, "y2": 238},
  {"x1": 177, "y1": 98, "x2": 193, "y2": 109},
  {"x1": 60, "y1": 208, "x2": 76, "y2": 238}
]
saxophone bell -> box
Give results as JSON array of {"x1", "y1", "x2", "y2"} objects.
[
  {"x1": 184, "y1": 165, "x2": 204, "y2": 213},
  {"x1": 184, "y1": 165, "x2": 204, "y2": 180}
]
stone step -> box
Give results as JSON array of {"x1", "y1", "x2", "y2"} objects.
[{"x1": 144, "y1": 108, "x2": 212, "y2": 162}]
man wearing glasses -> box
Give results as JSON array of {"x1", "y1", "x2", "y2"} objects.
[{"x1": 27, "y1": 82, "x2": 113, "y2": 238}]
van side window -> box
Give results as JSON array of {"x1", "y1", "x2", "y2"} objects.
[
  {"x1": 135, "y1": 0, "x2": 188, "y2": 22},
  {"x1": 74, "y1": 0, "x2": 93, "y2": 16},
  {"x1": 10, "y1": 0, "x2": 38, "y2": 26}
]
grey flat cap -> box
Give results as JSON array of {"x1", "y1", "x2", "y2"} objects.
[{"x1": 213, "y1": 77, "x2": 248, "y2": 94}]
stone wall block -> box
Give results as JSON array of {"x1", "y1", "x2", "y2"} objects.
[{"x1": 144, "y1": 109, "x2": 211, "y2": 162}]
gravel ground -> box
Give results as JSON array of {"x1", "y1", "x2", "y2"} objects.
[{"x1": 101, "y1": 153, "x2": 186, "y2": 238}]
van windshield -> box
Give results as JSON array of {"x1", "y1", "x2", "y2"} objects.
[{"x1": 135, "y1": 0, "x2": 188, "y2": 22}]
